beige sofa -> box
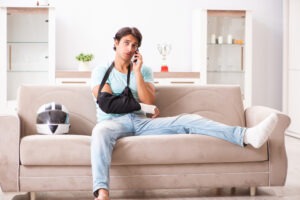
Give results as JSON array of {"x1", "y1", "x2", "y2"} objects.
[{"x1": 0, "y1": 85, "x2": 290, "y2": 198}]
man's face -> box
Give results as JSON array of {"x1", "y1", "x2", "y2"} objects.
[{"x1": 115, "y1": 34, "x2": 139, "y2": 61}]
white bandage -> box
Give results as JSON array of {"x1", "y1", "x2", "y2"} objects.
[{"x1": 139, "y1": 103, "x2": 156, "y2": 114}]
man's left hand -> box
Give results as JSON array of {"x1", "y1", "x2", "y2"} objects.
[{"x1": 152, "y1": 107, "x2": 160, "y2": 118}]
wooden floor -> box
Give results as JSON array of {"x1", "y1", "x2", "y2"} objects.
[{"x1": 1, "y1": 135, "x2": 300, "y2": 200}]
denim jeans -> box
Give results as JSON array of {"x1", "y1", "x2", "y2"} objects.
[{"x1": 91, "y1": 113, "x2": 246, "y2": 195}]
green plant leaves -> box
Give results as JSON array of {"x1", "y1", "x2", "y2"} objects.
[{"x1": 76, "y1": 53, "x2": 94, "y2": 62}]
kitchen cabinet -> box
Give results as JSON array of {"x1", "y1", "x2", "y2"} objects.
[{"x1": 0, "y1": 6, "x2": 55, "y2": 112}]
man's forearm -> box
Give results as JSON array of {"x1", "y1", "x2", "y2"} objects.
[{"x1": 135, "y1": 71, "x2": 155, "y2": 104}]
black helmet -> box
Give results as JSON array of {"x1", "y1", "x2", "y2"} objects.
[{"x1": 36, "y1": 102, "x2": 70, "y2": 135}]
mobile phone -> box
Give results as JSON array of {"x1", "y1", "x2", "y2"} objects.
[{"x1": 133, "y1": 49, "x2": 139, "y2": 63}]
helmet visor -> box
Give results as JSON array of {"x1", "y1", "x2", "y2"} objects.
[{"x1": 36, "y1": 110, "x2": 69, "y2": 124}]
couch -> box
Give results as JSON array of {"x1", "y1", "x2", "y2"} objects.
[{"x1": 0, "y1": 85, "x2": 291, "y2": 198}]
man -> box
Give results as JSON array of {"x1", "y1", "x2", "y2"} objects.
[{"x1": 90, "y1": 27, "x2": 278, "y2": 200}]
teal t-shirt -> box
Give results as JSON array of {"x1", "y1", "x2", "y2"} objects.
[{"x1": 91, "y1": 64, "x2": 154, "y2": 122}]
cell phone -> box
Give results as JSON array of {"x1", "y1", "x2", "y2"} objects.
[{"x1": 133, "y1": 49, "x2": 139, "y2": 63}]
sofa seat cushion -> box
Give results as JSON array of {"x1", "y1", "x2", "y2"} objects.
[
  {"x1": 112, "y1": 134, "x2": 268, "y2": 165},
  {"x1": 20, "y1": 135, "x2": 91, "y2": 166},
  {"x1": 20, "y1": 134, "x2": 268, "y2": 166}
]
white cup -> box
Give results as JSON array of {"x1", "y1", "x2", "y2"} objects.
[
  {"x1": 211, "y1": 34, "x2": 216, "y2": 44},
  {"x1": 217, "y1": 36, "x2": 223, "y2": 44},
  {"x1": 227, "y1": 35, "x2": 232, "y2": 44}
]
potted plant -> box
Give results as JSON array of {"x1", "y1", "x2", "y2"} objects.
[{"x1": 76, "y1": 53, "x2": 94, "y2": 71}]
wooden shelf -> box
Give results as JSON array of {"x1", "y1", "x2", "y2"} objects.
[
  {"x1": 56, "y1": 71, "x2": 91, "y2": 78},
  {"x1": 208, "y1": 10, "x2": 245, "y2": 17},
  {"x1": 56, "y1": 70, "x2": 200, "y2": 79},
  {"x1": 153, "y1": 72, "x2": 200, "y2": 79},
  {"x1": 7, "y1": 7, "x2": 49, "y2": 15}
]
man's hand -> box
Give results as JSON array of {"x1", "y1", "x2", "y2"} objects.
[
  {"x1": 151, "y1": 107, "x2": 160, "y2": 118},
  {"x1": 132, "y1": 51, "x2": 143, "y2": 73},
  {"x1": 133, "y1": 50, "x2": 156, "y2": 105}
]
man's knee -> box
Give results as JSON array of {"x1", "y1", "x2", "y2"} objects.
[
  {"x1": 92, "y1": 122, "x2": 114, "y2": 141},
  {"x1": 91, "y1": 120, "x2": 125, "y2": 142}
]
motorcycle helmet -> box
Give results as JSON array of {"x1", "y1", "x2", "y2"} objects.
[{"x1": 36, "y1": 102, "x2": 70, "y2": 135}]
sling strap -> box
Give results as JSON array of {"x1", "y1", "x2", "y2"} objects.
[{"x1": 98, "y1": 62, "x2": 131, "y2": 95}]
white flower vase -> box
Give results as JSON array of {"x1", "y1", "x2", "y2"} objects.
[{"x1": 78, "y1": 61, "x2": 91, "y2": 71}]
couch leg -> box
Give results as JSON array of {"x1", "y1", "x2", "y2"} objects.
[
  {"x1": 230, "y1": 187, "x2": 236, "y2": 194},
  {"x1": 215, "y1": 187, "x2": 222, "y2": 195},
  {"x1": 250, "y1": 186, "x2": 256, "y2": 196},
  {"x1": 29, "y1": 192, "x2": 36, "y2": 200}
]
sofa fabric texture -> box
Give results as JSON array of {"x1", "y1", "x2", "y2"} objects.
[
  {"x1": 0, "y1": 85, "x2": 291, "y2": 193},
  {"x1": 20, "y1": 134, "x2": 268, "y2": 166}
]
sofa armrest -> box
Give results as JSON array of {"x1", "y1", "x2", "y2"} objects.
[
  {"x1": 245, "y1": 106, "x2": 291, "y2": 186},
  {"x1": 0, "y1": 113, "x2": 20, "y2": 192}
]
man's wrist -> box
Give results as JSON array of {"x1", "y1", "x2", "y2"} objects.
[{"x1": 134, "y1": 70, "x2": 143, "y2": 76}]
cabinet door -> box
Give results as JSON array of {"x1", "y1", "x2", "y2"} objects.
[
  {"x1": 7, "y1": 12, "x2": 48, "y2": 42},
  {"x1": 6, "y1": 8, "x2": 50, "y2": 101},
  {"x1": 7, "y1": 43, "x2": 48, "y2": 71},
  {"x1": 193, "y1": 10, "x2": 252, "y2": 106},
  {"x1": 284, "y1": 0, "x2": 300, "y2": 136},
  {"x1": 288, "y1": 71, "x2": 300, "y2": 133},
  {"x1": 207, "y1": 11, "x2": 246, "y2": 96}
]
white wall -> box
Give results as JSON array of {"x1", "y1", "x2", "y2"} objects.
[{"x1": 1, "y1": 0, "x2": 283, "y2": 110}]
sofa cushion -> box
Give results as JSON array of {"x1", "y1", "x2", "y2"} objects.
[
  {"x1": 20, "y1": 135, "x2": 91, "y2": 166},
  {"x1": 20, "y1": 134, "x2": 267, "y2": 166}
]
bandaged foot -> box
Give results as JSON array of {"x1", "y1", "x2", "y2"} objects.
[{"x1": 244, "y1": 113, "x2": 278, "y2": 148}]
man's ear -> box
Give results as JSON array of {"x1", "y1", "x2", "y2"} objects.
[{"x1": 114, "y1": 40, "x2": 119, "y2": 48}]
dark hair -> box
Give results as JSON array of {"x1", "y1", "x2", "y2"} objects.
[{"x1": 113, "y1": 27, "x2": 142, "y2": 51}]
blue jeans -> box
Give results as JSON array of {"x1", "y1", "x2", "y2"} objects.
[{"x1": 91, "y1": 113, "x2": 245, "y2": 195}]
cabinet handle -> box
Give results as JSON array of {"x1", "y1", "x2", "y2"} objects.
[
  {"x1": 241, "y1": 46, "x2": 244, "y2": 71},
  {"x1": 170, "y1": 81, "x2": 195, "y2": 84},
  {"x1": 61, "y1": 81, "x2": 87, "y2": 84},
  {"x1": 9, "y1": 45, "x2": 12, "y2": 71}
]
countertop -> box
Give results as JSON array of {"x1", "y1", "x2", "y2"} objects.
[{"x1": 56, "y1": 71, "x2": 200, "y2": 79}]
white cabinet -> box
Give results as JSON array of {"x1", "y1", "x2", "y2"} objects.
[
  {"x1": 192, "y1": 10, "x2": 252, "y2": 106},
  {"x1": 283, "y1": 0, "x2": 300, "y2": 137},
  {"x1": 55, "y1": 71, "x2": 200, "y2": 86},
  {"x1": 0, "y1": 6, "x2": 55, "y2": 112},
  {"x1": 153, "y1": 72, "x2": 200, "y2": 85},
  {"x1": 287, "y1": 71, "x2": 300, "y2": 134},
  {"x1": 55, "y1": 71, "x2": 91, "y2": 85}
]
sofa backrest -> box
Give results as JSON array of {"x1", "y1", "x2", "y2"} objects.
[
  {"x1": 17, "y1": 85, "x2": 245, "y2": 137},
  {"x1": 156, "y1": 85, "x2": 245, "y2": 127},
  {"x1": 18, "y1": 85, "x2": 97, "y2": 137}
]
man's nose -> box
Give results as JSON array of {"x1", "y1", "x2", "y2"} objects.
[{"x1": 129, "y1": 45, "x2": 136, "y2": 52}]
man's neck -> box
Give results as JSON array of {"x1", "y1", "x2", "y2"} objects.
[{"x1": 114, "y1": 58, "x2": 130, "y2": 73}]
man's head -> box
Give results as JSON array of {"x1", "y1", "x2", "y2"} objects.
[{"x1": 113, "y1": 27, "x2": 142, "y2": 51}]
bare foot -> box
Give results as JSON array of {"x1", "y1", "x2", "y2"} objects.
[{"x1": 95, "y1": 189, "x2": 109, "y2": 200}]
